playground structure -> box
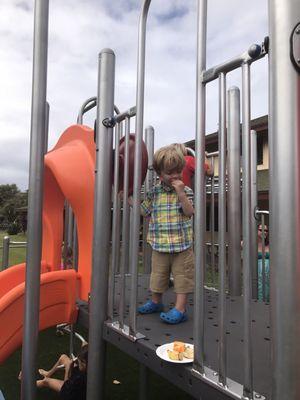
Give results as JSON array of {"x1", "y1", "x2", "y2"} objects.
[{"x1": 0, "y1": 0, "x2": 299, "y2": 399}]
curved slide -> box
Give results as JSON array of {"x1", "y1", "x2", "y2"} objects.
[
  {"x1": 0, "y1": 125, "x2": 94, "y2": 364},
  {"x1": 0, "y1": 264, "x2": 79, "y2": 364}
]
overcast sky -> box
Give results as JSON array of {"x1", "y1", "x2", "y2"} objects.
[{"x1": 0, "y1": 0, "x2": 268, "y2": 190}]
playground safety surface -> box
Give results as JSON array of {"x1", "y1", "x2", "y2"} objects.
[{"x1": 77, "y1": 274, "x2": 271, "y2": 400}]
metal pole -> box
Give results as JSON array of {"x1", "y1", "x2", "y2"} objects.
[
  {"x1": 217, "y1": 72, "x2": 227, "y2": 386},
  {"x1": 210, "y1": 160, "x2": 216, "y2": 285},
  {"x1": 227, "y1": 86, "x2": 241, "y2": 296},
  {"x1": 108, "y1": 123, "x2": 121, "y2": 321},
  {"x1": 2, "y1": 236, "x2": 10, "y2": 270},
  {"x1": 261, "y1": 214, "x2": 266, "y2": 302},
  {"x1": 62, "y1": 202, "x2": 69, "y2": 269},
  {"x1": 87, "y1": 48, "x2": 115, "y2": 400},
  {"x1": 142, "y1": 126, "x2": 154, "y2": 274},
  {"x1": 21, "y1": 1, "x2": 49, "y2": 399},
  {"x1": 138, "y1": 364, "x2": 148, "y2": 400},
  {"x1": 73, "y1": 221, "x2": 78, "y2": 271},
  {"x1": 129, "y1": 0, "x2": 151, "y2": 336},
  {"x1": 192, "y1": 0, "x2": 207, "y2": 375},
  {"x1": 44, "y1": 101, "x2": 49, "y2": 153},
  {"x1": 241, "y1": 61, "x2": 253, "y2": 399},
  {"x1": 269, "y1": 2, "x2": 300, "y2": 397},
  {"x1": 250, "y1": 130, "x2": 258, "y2": 299},
  {"x1": 67, "y1": 205, "x2": 74, "y2": 250},
  {"x1": 119, "y1": 117, "x2": 131, "y2": 328}
]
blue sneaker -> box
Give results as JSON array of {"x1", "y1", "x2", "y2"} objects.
[{"x1": 138, "y1": 301, "x2": 164, "y2": 314}]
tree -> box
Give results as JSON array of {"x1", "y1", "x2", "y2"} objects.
[{"x1": 0, "y1": 184, "x2": 28, "y2": 233}]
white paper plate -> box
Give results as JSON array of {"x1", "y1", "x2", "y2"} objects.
[{"x1": 156, "y1": 342, "x2": 194, "y2": 364}]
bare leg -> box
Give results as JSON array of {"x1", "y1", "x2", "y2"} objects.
[
  {"x1": 36, "y1": 377, "x2": 64, "y2": 392},
  {"x1": 152, "y1": 292, "x2": 162, "y2": 304},
  {"x1": 175, "y1": 293, "x2": 187, "y2": 313},
  {"x1": 39, "y1": 354, "x2": 71, "y2": 378}
]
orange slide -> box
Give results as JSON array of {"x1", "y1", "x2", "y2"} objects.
[{"x1": 0, "y1": 125, "x2": 96, "y2": 364}]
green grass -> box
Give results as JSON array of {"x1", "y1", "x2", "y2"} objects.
[
  {"x1": 0, "y1": 327, "x2": 193, "y2": 400},
  {"x1": 0, "y1": 231, "x2": 27, "y2": 268}
]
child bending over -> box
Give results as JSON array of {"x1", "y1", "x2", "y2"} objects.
[{"x1": 137, "y1": 145, "x2": 194, "y2": 324}]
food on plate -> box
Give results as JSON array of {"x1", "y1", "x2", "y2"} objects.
[
  {"x1": 183, "y1": 346, "x2": 194, "y2": 359},
  {"x1": 166, "y1": 342, "x2": 194, "y2": 361},
  {"x1": 167, "y1": 349, "x2": 184, "y2": 361},
  {"x1": 173, "y1": 341, "x2": 185, "y2": 353}
]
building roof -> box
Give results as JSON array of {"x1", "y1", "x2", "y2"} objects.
[{"x1": 185, "y1": 114, "x2": 268, "y2": 149}]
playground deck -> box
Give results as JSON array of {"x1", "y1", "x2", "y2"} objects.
[{"x1": 78, "y1": 274, "x2": 271, "y2": 400}]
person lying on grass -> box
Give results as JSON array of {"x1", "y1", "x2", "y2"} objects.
[{"x1": 19, "y1": 343, "x2": 88, "y2": 400}]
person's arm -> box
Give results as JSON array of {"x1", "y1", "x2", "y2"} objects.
[
  {"x1": 171, "y1": 180, "x2": 194, "y2": 217},
  {"x1": 128, "y1": 195, "x2": 148, "y2": 217}
]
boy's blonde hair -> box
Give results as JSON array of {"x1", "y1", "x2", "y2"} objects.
[
  {"x1": 153, "y1": 145, "x2": 185, "y2": 175},
  {"x1": 171, "y1": 143, "x2": 188, "y2": 157}
]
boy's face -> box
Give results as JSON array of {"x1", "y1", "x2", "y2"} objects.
[{"x1": 160, "y1": 170, "x2": 183, "y2": 187}]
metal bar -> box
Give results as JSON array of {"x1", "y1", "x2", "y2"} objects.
[
  {"x1": 142, "y1": 126, "x2": 154, "y2": 274},
  {"x1": 108, "y1": 123, "x2": 122, "y2": 321},
  {"x1": 21, "y1": 1, "x2": 49, "y2": 399},
  {"x1": 210, "y1": 160, "x2": 215, "y2": 285},
  {"x1": 250, "y1": 130, "x2": 258, "y2": 299},
  {"x1": 73, "y1": 221, "x2": 78, "y2": 271},
  {"x1": 192, "y1": 0, "x2": 207, "y2": 376},
  {"x1": 114, "y1": 106, "x2": 136, "y2": 123},
  {"x1": 202, "y1": 43, "x2": 266, "y2": 84},
  {"x1": 227, "y1": 86, "x2": 242, "y2": 296},
  {"x1": 217, "y1": 72, "x2": 227, "y2": 386},
  {"x1": 77, "y1": 96, "x2": 97, "y2": 124},
  {"x1": 87, "y1": 48, "x2": 115, "y2": 400},
  {"x1": 1, "y1": 236, "x2": 10, "y2": 270},
  {"x1": 206, "y1": 151, "x2": 219, "y2": 158},
  {"x1": 67, "y1": 205, "x2": 74, "y2": 251},
  {"x1": 138, "y1": 364, "x2": 148, "y2": 400},
  {"x1": 44, "y1": 101, "x2": 49, "y2": 153},
  {"x1": 261, "y1": 214, "x2": 266, "y2": 302},
  {"x1": 241, "y1": 61, "x2": 253, "y2": 399},
  {"x1": 62, "y1": 202, "x2": 69, "y2": 269},
  {"x1": 119, "y1": 117, "x2": 131, "y2": 328},
  {"x1": 129, "y1": 0, "x2": 151, "y2": 336},
  {"x1": 269, "y1": 1, "x2": 300, "y2": 397}
]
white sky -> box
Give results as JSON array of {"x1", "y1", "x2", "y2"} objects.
[{"x1": 0, "y1": 0, "x2": 268, "y2": 190}]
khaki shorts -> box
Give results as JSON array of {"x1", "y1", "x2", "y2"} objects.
[{"x1": 150, "y1": 247, "x2": 194, "y2": 294}]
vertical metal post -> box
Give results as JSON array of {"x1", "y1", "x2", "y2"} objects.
[
  {"x1": 241, "y1": 61, "x2": 253, "y2": 399},
  {"x1": 193, "y1": 0, "x2": 207, "y2": 375},
  {"x1": 87, "y1": 48, "x2": 115, "y2": 400},
  {"x1": 139, "y1": 364, "x2": 148, "y2": 400},
  {"x1": 108, "y1": 123, "x2": 121, "y2": 321},
  {"x1": 129, "y1": 0, "x2": 151, "y2": 336},
  {"x1": 261, "y1": 214, "x2": 266, "y2": 302},
  {"x1": 250, "y1": 130, "x2": 258, "y2": 299},
  {"x1": 73, "y1": 222, "x2": 78, "y2": 271},
  {"x1": 119, "y1": 117, "x2": 131, "y2": 328},
  {"x1": 142, "y1": 125, "x2": 154, "y2": 274},
  {"x1": 210, "y1": 158, "x2": 215, "y2": 285},
  {"x1": 2, "y1": 236, "x2": 10, "y2": 270},
  {"x1": 227, "y1": 86, "x2": 242, "y2": 296},
  {"x1": 217, "y1": 72, "x2": 227, "y2": 386},
  {"x1": 62, "y1": 202, "x2": 69, "y2": 269},
  {"x1": 269, "y1": 2, "x2": 300, "y2": 397},
  {"x1": 67, "y1": 205, "x2": 74, "y2": 251},
  {"x1": 44, "y1": 101, "x2": 49, "y2": 153},
  {"x1": 21, "y1": 1, "x2": 49, "y2": 399}
]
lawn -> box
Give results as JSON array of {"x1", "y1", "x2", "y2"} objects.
[{"x1": 0, "y1": 231, "x2": 27, "y2": 268}]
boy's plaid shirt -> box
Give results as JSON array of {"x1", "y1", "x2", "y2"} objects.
[{"x1": 141, "y1": 182, "x2": 193, "y2": 253}]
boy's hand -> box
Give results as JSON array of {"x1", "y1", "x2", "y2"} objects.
[{"x1": 171, "y1": 179, "x2": 185, "y2": 194}]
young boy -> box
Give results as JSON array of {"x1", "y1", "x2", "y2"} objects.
[{"x1": 137, "y1": 145, "x2": 194, "y2": 324}]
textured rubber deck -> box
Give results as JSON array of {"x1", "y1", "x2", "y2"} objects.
[{"x1": 77, "y1": 274, "x2": 271, "y2": 399}]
